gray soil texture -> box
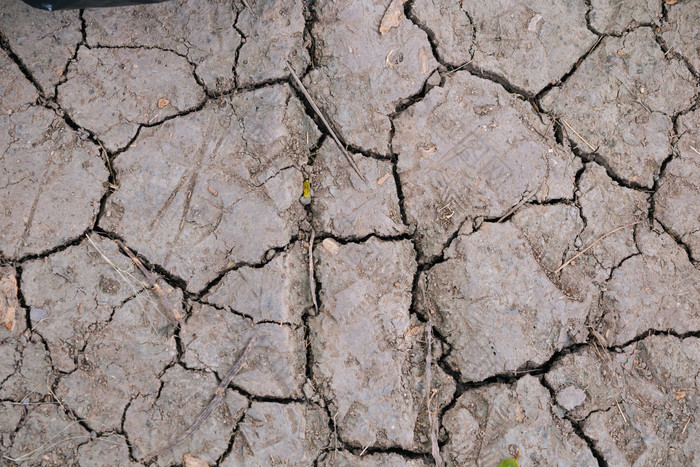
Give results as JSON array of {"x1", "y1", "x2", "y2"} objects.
[{"x1": 0, "y1": 0, "x2": 698, "y2": 466}]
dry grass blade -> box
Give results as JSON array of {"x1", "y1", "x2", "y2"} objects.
[
  {"x1": 149, "y1": 337, "x2": 256, "y2": 459},
  {"x1": 443, "y1": 60, "x2": 472, "y2": 76},
  {"x1": 87, "y1": 234, "x2": 168, "y2": 334},
  {"x1": 115, "y1": 239, "x2": 183, "y2": 327},
  {"x1": 2, "y1": 422, "x2": 89, "y2": 463},
  {"x1": 554, "y1": 220, "x2": 642, "y2": 273},
  {"x1": 308, "y1": 229, "x2": 318, "y2": 314},
  {"x1": 561, "y1": 119, "x2": 596, "y2": 152},
  {"x1": 497, "y1": 191, "x2": 535, "y2": 223},
  {"x1": 284, "y1": 60, "x2": 366, "y2": 181},
  {"x1": 682, "y1": 416, "x2": 692, "y2": 434}
]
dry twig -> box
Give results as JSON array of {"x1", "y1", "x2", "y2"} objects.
[
  {"x1": 284, "y1": 60, "x2": 365, "y2": 181},
  {"x1": 150, "y1": 337, "x2": 256, "y2": 459},
  {"x1": 422, "y1": 285, "x2": 443, "y2": 467},
  {"x1": 426, "y1": 314, "x2": 442, "y2": 467},
  {"x1": 115, "y1": 239, "x2": 183, "y2": 327},
  {"x1": 616, "y1": 401, "x2": 628, "y2": 424},
  {"x1": 554, "y1": 220, "x2": 642, "y2": 273}
]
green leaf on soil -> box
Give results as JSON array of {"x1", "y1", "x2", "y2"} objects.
[{"x1": 498, "y1": 459, "x2": 519, "y2": 467}]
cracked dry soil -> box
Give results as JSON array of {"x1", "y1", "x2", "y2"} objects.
[{"x1": 0, "y1": 0, "x2": 698, "y2": 465}]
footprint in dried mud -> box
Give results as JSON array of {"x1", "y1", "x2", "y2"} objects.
[
  {"x1": 547, "y1": 335, "x2": 700, "y2": 465},
  {"x1": 305, "y1": 0, "x2": 438, "y2": 155},
  {"x1": 0, "y1": 51, "x2": 107, "y2": 260},
  {"x1": 443, "y1": 376, "x2": 597, "y2": 465},
  {"x1": 2, "y1": 1, "x2": 700, "y2": 466},
  {"x1": 310, "y1": 237, "x2": 455, "y2": 452},
  {"x1": 100, "y1": 84, "x2": 319, "y2": 292},
  {"x1": 541, "y1": 28, "x2": 697, "y2": 188},
  {"x1": 394, "y1": 70, "x2": 580, "y2": 260},
  {"x1": 419, "y1": 222, "x2": 591, "y2": 383}
]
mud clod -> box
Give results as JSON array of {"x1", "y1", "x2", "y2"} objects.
[
  {"x1": 420, "y1": 222, "x2": 591, "y2": 382},
  {"x1": 655, "y1": 109, "x2": 700, "y2": 261},
  {"x1": 547, "y1": 335, "x2": 700, "y2": 465},
  {"x1": 221, "y1": 401, "x2": 329, "y2": 466}
]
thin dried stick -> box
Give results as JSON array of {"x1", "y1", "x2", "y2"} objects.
[
  {"x1": 554, "y1": 220, "x2": 642, "y2": 273},
  {"x1": 97, "y1": 141, "x2": 118, "y2": 189},
  {"x1": 443, "y1": 60, "x2": 472, "y2": 76},
  {"x1": 561, "y1": 119, "x2": 596, "y2": 151},
  {"x1": 497, "y1": 191, "x2": 536, "y2": 223},
  {"x1": 682, "y1": 416, "x2": 692, "y2": 434},
  {"x1": 426, "y1": 314, "x2": 443, "y2": 467},
  {"x1": 285, "y1": 60, "x2": 366, "y2": 181},
  {"x1": 422, "y1": 284, "x2": 443, "y2": 467},
  {"x1": 616, "y1": 401, "x2": 628, "y2": 424},
  {"x1": 150, "y1": 337, "x2": 256, "y2": 459},
  {"x1": 308, "y1": 229, "x2": 318, "y2": 314},
  {"x1": 115, "y1": 240, "x2": 183, "y2": 326}
]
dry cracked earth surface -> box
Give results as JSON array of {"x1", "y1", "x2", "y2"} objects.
[{"x1": 0, "y1": 0, "x2": 698, "y2": 465}]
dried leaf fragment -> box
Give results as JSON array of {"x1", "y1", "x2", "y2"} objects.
[
  {"x1": 183, "y1": 454, "x2": 209, "y2": 467},
  {"x1": 419, "y1": 47, "x2": 431, "y2": 74},
  {"x1": 0, "y1": 269, "x2": 18, "y2": 331},
  {"x1": 515, "y1": 404, "x2": 523, "y2": 422},
  {"x1": 664, "y1": 0, "x2": 678, "y2": 4},
  {"x1": 377, "y1": 173, "x2": 391, "y2": 186},
  {"x1": 379, "y1": 0, "x2": 408, "y2": 35},
  {"x1": 321, "y1": 238, "x2": 340, "y2": 255}
]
